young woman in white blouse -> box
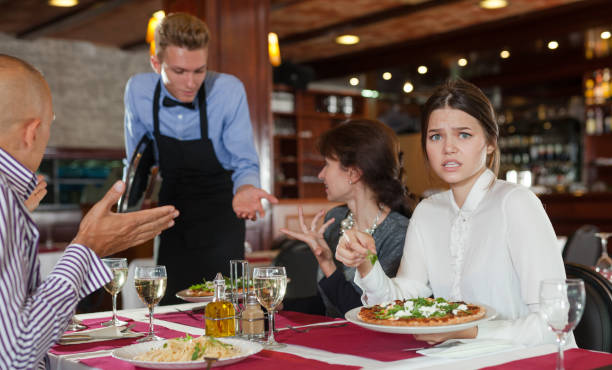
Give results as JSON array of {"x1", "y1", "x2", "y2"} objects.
[{"x1": 335, "y1": 79, "x2": 567, "y2": 346}]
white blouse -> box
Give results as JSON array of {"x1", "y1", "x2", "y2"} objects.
[{"x1": 355, "y1": 169, "x2": 569, "y2": 346}]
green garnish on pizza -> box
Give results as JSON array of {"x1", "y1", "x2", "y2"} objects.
[{"x1": 358, "y1": 297, "x2": 486, "y2": 327}]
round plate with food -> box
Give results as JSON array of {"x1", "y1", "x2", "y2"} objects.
[
  {"x1": 175, "y1": 289, "x2": 215, "y2": 303},
  {"x1": 112, "y1": 335, "x2": 262, "y2": 369},
  {"x1": 176, "y1": 277, "x2": 252, "y2": 303},
  {"x1": 345, "y1": 297, "x2": 497, "y2": 334}
]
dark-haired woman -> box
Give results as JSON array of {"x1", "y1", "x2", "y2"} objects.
[
  {"x1": 281, "y1": 119, "x2": 412, "y2": 317},
  {"x1": 336, "y1": 79, "x2": 569, "y2": 346}
]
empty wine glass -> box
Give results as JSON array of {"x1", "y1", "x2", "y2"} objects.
[
  {"x1": 594, "y1": 232, "x2": 612, "y2": 272},
  {"x1": 134, "y1": 265, "x2": 167, "y2": 342},
  {"x1": 539, "y1": 279, "x2": 586, "y2": 370},
  {"x1": 253, "y1": 266, "x2": 287, "y2": 348},
  {"x1": 101, "y1": 258, "x2": 129, "y2": 327}
]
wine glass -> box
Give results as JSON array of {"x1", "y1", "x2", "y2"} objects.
[
  {"x1": 101, "y1": 258, "x2": 129, "y2": 327},
  {"x1": 539, "y1": 279, "x2": 586, "y2": 370},
  {"x1": 134, "y1": 265, "x2": 167, "y2": 342},
  {"x1": 253, "y1": 266, "x2": 287, "y2": 348},
  {"x1": 594, "y1": 232, "x2": 612, "y2": 273}
]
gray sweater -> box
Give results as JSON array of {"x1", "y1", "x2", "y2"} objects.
[{"x1": 318, "y1": 205, "x2": 409, "y2": 317}]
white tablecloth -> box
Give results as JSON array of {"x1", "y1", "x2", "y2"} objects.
[{"x1": 49, "y1": 303, "x2": 560, "y2": 370}]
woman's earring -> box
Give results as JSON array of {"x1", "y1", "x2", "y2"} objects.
[{"x1": 348, "y1": 179, "x2": 352, "y2": 185}]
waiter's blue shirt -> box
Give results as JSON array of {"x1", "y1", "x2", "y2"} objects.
[{"x1": 124, "y1": 71, "x2": 260, "y2": 193}]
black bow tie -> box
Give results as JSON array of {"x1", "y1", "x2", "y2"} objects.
[{"x1": 163, "y1": 96, "x2": 195, "y2": 110}]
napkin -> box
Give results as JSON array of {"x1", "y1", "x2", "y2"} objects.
[
  {"x1": 417, "y1": 339, "x2": 522, "y2": 359},
  {"x1": 59, "y1": 325, "x2": 143, "y2": 345}
]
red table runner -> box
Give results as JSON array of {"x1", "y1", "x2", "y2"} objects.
[
  {"x1": 79, "y1": 350, "x2": 360, "y2": 369},
  {"x1": 482, "y1": 348, "x2": 612, "y2": 369},
  {"x1": 275, "y1": 311, "x2": 342, "y2": 329},
  {"x1": 152, "y1": 310, "x2": 427, "y2": 362},
  {"x1": 50, "y1": 317, "x2": 187, "y2": 355},
  {"x1": 276, "y1": 322, "x2": 428, "y2": 362},
  {"x1": 151, "y1": 310, "x2": 340, "y2": 330},
  {"x1": 153, "y1": 311, "x2": 204, "y2": 328}
]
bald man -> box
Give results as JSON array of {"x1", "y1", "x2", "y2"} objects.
[{"x1": 0, "y1": 54, "x2": 179, "y2": 369}]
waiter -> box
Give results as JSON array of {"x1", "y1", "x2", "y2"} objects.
[{"x1": 124, "y1": 13, "x2": 277, "y2": 304}]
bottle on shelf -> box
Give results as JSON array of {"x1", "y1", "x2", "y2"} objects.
[{"x1": 205, "y1": 272, "x2": 236, "y2": 337}]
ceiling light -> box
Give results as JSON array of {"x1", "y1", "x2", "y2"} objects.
[
  {"x1": 602, "y1": 31, "x2": 611, "y2": 40},
  {"x1": 457, "y1": 58, "x2": 468, "y2": 67},
  {"x1": 500, "y1": 50, "x2": 510, "y2": 59},
  {"x1": 403, "y1": 82, "x2": 414, "y2": 93},
  {"x1": 48, "y1": 0, "x2": 78, "y2": 6},
  {"x1": 382, "y1": 72, "x2": 392, "y2": 80},
  {"x1": 335, "y1": 35, "x2": 360, "y2": 45},
  {"x1": 268, "y1": 32, "x2": 282, "y2": 67},
  {"x1": 146, "y1": 10, "x2": 166, "y2": 55},
  {"x1": 417, "y1": 65, "x2": 428, "y2": 74},
  {"x1": 547, "y1": 40, "x2": 559, "y2": 50},
  {"x1": 349, "y1": 77, "x2": 360, "y2": 86},
  {"x1": 479, "y1": 0, "x2": 508, "y2": 9}
]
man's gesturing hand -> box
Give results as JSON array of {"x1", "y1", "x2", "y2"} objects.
[{"x1": 72, "y1": 181, "x2": 179, "y2": 257}]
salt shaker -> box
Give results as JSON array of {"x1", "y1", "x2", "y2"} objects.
[{"x1": 240, "y1": 294, "x2": 265, "y2": 340}]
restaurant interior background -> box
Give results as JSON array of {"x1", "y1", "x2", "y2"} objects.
[{"x1": 2, "y1": 0, "x2": 612, "y2": 310}]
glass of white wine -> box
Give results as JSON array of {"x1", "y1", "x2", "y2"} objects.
[
  {"x1": 134, "y1": 265, "x2": 167, "y2": 342},
  {"x1": 539, "y1": 279, "x2": 586, "y2": 370},
  {"x1": 253, "y1": 266, "x2": 287, "y2": 348},
  {"x1": 101, "y1": 258, "x2": 129, "y2": 327}
]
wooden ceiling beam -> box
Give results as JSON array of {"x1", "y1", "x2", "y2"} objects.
[
  {"x1": 473, "y1": 54, "x2": 612, "y2": 89},
  {"x1": 278, "y1": 0, "x2": 462, "y2": 45},
  {"x1": 18, "y1": 0, "x2": 136, "y2": 39},
  {"x1": 303, "y1": 0, "x2": 612, "y2": 80}
]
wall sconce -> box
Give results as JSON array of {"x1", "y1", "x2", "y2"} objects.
[
  {"x1": 146, "y1": 10, "x2": 166, "y2": 56},
  {"x1": 268, "y1": 32, "x2": 281, "y2": 67}
]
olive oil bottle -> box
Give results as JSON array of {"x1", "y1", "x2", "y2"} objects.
[{"x1": 205, "y1": 272, "x2": 236, "y2": 337}]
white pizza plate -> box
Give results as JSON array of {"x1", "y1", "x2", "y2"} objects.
[
  {"x1": 112, "y1": 337, "x2": 263, "y2": 369},
  {"x1": 345, "y1": 304, "x2": 497, "y2": 335}
]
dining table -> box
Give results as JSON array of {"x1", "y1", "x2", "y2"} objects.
[{"x1": 48, "y1": 302, "x2": 612, "y2": 370}]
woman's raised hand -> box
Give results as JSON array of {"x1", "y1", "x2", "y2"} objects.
[
  {"x1": 280, "y1": 208, "x2": 336, "y2": 276},
  {"x1": 335, "y1": 229, "x2": 377, "y2": 278}
]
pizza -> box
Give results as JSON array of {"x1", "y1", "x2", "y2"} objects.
[
  {"x1": 186, "y1": 277, "x2": 252, "y2": 297},
  {"x1": 358, "y1": 297, "x2": 486, "y2": 326}
]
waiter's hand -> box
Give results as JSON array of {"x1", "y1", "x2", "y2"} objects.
[
  {"x1": 72, "y1": 181, "x2": 179, "y2": 257},
  {"x1": 233, "y1": 185, "x2": 279, "y2": 221}
]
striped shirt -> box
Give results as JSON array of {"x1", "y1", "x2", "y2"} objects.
[{"x1": 0, "y1": 148, "x2": 112, "y2": 369}]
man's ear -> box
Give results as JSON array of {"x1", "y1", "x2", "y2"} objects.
[
  {"x1": 150, "y1": 54, "x2": 161, "y2": 74},
  {"x1": 22, "y1": 118, "x2": 41, "y2": 149}
]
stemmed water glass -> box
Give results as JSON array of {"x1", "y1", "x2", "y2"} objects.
[
  {"x1": 253, "y1": 266, "x2": 287, "y2": 348},
  {"x1": 134, "y1": 265, "x2": 167, "y2": 342},
  {"x1": 101, "y1": 258, "x2": 129, "y2": 327},
  {"x1": 539, "y1": 279, "x2": 586, "y2": 370},
  {"x1": 594, "y1": 232, "x2": 612, "y2": 273}
]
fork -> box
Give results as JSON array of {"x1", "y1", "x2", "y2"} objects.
[
  {"x1": 60, "y1": 324, "x2": 137, "y2": 341},
  {"x1": 286, "y1": 323, "x2": 348, "y2": 333},
  {"x1": 176, "y1": 308, "x2": 202, "y2": 321},
  {"x1": 205, "y1": 357, "x2": 217, "y2": 370}
]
